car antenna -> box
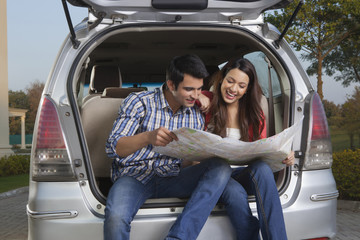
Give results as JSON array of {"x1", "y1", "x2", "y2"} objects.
[
  {"x1": 61, "y1": 0, "x2": 81, "y2": 49},
  {"x1": 273, "y1": 0, "x2": 304, "y2": 49}
]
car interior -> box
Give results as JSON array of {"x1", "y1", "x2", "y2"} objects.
[{"x1": 75, "y1": 25, "x2": 292, "y2": 201}]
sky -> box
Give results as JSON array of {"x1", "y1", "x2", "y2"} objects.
[{"x1": 6, "y1": 0, "x2": 359, "y2": 105}]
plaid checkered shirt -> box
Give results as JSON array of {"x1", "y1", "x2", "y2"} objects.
[{"x1": 106, "y1": 85, "x2": 205, "y2": 184}]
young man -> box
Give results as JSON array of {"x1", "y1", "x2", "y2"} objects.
[{"x1": 104, "y1": 54, "x2": 232, "y2": 240}]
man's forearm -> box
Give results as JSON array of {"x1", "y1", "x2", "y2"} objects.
[{"x1": 115, "y1": 131, "x2": 150, "y2": 157}]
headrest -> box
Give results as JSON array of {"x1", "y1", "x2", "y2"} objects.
[
  {"x1": 89, "y1": 65, "x2": 122, "y2": 93},
  {"x1": 102, "y1": 87, "x2": 145, "y2": 98}
]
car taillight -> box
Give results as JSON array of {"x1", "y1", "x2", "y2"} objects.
[
  {"x1": 303, "y1": 93, "x2": 333, "y2": 170},
  {"x1": 31, "y1": 96, "x2": 76, "y2": 181}
]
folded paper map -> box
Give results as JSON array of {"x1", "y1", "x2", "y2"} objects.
[{"x1": 153, "y1": 117, "x2": 303, "y2": 172}]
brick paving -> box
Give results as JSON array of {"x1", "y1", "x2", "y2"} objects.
[
  {"x1": 0, "y1": 190, "x2": 28, "y2": 240},
  {"x1": 335, "y1": 208, "x2": 360, "y2": 240},
  {"x1": 0, "y1": 188, "x2": 359, "y2": 240}
]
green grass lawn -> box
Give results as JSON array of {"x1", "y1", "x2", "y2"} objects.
[
  {"x1": 330, "y1": 127, "x2": 360, "y2": 152},
  {"x1": 0, "y1": 174, "x2": 29, "y2": 194}
]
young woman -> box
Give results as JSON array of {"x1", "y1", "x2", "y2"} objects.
[{"x1": 199, "y1": 57, "x2": 294, "y2": 240}]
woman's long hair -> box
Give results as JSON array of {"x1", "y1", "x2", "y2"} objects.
[{"x1": 209, "y1": 58, "x2": 264, "y2": 141}]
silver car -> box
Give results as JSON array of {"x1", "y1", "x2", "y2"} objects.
[{"x1": 27, "y1": 0, "x2": 338, "y2": 239}]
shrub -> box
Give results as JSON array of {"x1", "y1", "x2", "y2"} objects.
[
  {"x1": 332, "y1": 149, "x2": 360, "y2": 201},
  {"x1": 0, "y1": 155, "x2": 30, "y2": 177}
]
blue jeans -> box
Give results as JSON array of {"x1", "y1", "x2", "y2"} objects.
[
  {"x1": 220, "y1": 177, "x2": 260, "y2": 240},
  {"x1": 104, "y1": 158, "x2": 232, "y2": 240},
  {"x1": 231, "y1": 161, "x2": 287, "y2": 240}
]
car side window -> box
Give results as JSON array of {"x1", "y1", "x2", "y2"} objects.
[{"x1": 244, "y1": 52, "x2": 281, "y2": 98}]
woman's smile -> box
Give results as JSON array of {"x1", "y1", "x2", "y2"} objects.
[{"x1": 225, "y1": 89, "x2": 237, "y2": 99}]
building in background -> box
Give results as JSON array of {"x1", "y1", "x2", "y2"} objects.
[
  {"x1": 9, "y1": 108, "x2": 28, "y2": 149},
  {"x1": 0, "y1": 0, "x2": 14, "y2": 157}
]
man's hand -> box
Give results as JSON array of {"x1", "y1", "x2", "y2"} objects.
[
  {"x1": 282, "y1": 151, "x2": 295, "y2": 166},
  {"x1": 116, "y1": 127, "x2": 178, "y2": 157},
  {"x1": 148, "y1": 127, "x2": 179, "y2": 146}
]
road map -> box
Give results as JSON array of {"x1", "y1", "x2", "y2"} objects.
[{"x1": 153, "y1": 117, "x2": 303, "y2": 172}]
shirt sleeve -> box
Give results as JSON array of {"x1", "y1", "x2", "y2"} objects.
[
  {"x1": 105, "y1": 93, "x2": 144, "y2": 159},
  {"x1": 201, "y1": 90, "x2": 213, "y2": 99},
  {"x1": 195, "y1": 90, "x2": 213, "y2": 107},
  {"x1": 194, "y1": 90, "x2": 214, "y2": 130}
]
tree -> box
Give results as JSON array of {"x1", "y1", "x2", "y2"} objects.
[
  {"x1": 26, "y1": 80, "x2": 45, "y2": 135},
  {"x1": 266, "y1": 0, "x2": 360, "y2": 100},
  {"x1": 323, "y1": 33, "x2": 360, "y2": 87},
  {"x1": 8, "y1": 90, "x2": 29, "y2": 109},
  {"x1": 322, "y1": 99, "x2": 342, "y2": 127},
  {"x1": 341, "y1": 86, "x2": 360, "y2": 149}
]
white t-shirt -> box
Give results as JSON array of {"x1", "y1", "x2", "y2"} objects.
[{"x1": 226, "y1": 128, "x2": 241, "y2": 140}]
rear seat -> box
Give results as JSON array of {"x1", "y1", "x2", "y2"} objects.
[
  {"x1": 81, "y1": 97, "x2": 120, "y2": 195},
  {"x1": 82, "y1": 65, "x2": 122, "y2": 104},
  {"x1": 81, "y1": 67, "x2": 144, "y2": 195},
  {"x1": 82, "y1": 88, "x2": 145, "y2": 195}
]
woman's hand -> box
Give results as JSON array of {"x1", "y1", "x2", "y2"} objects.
[
  {"x1": 198, "y1": 93, "x2": 211, "y2": 113},
  {"x1": 282, "y1": 151, "x2": 295, "y2": 166}
]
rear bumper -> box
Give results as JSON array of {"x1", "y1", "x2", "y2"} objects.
[
  {"x1": 282, "y1": 169, "x2": 337, "y2": 239},
  {"x1": 27, "y1": 169, "x2": 337, "y2": 240}
]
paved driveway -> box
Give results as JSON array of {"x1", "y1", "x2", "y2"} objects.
[
  {"x1": 0, "y1": 189, "x2": 28, "y2": 240},
  {"x1": 1, "y1": 188, "x2": 359, "y2": 240}
]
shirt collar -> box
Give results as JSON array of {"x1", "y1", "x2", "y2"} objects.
[
  {"x1": 155, "y1": 84, "x2": 170, "y2": 110},
  {"x1": 156, "y1": 84, "x2": 196, "y2": 115}
]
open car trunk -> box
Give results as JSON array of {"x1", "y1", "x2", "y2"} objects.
[{"x1": 75, "y1": 23, "x2": 292, "y2": 205}]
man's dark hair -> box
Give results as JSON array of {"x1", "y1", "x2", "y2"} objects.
[{"x1": 166, "y1": 54, "x2": 209, "y2": 89}]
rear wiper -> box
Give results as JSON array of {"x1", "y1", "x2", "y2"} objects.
[{"x1": 273, "y1": 0, "x2": 304, "y2": 49}]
